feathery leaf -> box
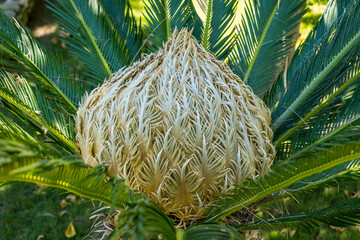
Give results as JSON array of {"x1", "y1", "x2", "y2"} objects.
[
  {"x1": 195, "y1": 0, "x2": 238, "y2": 59},
  {"x1": 48, "y1": 0, "x2": 139, "y2": 82},
  {"x1": 239, "y1": 199, "x2": 360, "y2": 230},
  {"x1": 144, "y1": 0, "x2": 199, "y2": 52},
  {"x1": 205, "y1": 139, "x2": 360, "y2": 221},
  {"x1": 0, "y1": 140, "x2": 139, "y2": 210},
  {"x1": 272, "y1": 0, "x2": 360, "y2": 135},
  {"x1": 183, "y1": 223, "x2": 242, "y2": 240},
  {"x1": 229, "y1": 0, "x2": 306, "y2": 98},
  {"x1": 110, "y1": 199, "x2": 176, "y2": 240},
  {"x1": 0, "y1": 71, "x2": 77, "y2": 152},
  {"x1": 0, "y1": 10, "x2": 77, "y2": 113}
]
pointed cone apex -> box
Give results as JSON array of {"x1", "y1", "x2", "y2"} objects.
[{"x1": 76, "y1": 28, "x2": 275, "y2": 222}]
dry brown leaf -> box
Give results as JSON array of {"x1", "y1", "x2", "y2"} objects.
[
  {"x1": 65, "y1": 222, "x2": 76, "y2": 238},
  {"x1": 58, "y1": 210, "x2": 68, "y2": 216},
  {"x1": 61, "y1": 199, "x2": 67, "y2": 209},
  {"x1": 36, "y1": 184, "x2": 46, "y2": 190},
  {"x1": 330, "y1": 226, "x2": 344, "y2": 232},
  {"x1": 66, "y1": 194, "x2": 77, "y2": 203},
  {"x1": 289, "y1": 229, "x2": 296, "y2": 237},
  {"x1": 344, "y1": 189, "x2": 359, "y2": 198}
]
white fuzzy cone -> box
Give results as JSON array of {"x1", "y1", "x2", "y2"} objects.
[{"x1": 76, "y1": 29, "x2": 275, "y2": 222}]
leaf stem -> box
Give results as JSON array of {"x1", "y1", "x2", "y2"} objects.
[
  {"x1": 69, "y1": 0, "x2": 112, "y2": 76},
  {"x1": 272, "y1": 30, "x2": 360, "y2": 131},
  {"x1": 274, "y1": 71, "x2": 360, "y2": 145},
  {"x1": 0, "y1": 89, "x2": 77, "y2": 151},
  {"x1": 206, "y1": 149, "x2": 360, "y2": 221},
  {"x1": 202, "y1": 0, "x2": 213, "y2": 51},
  {"x1": 243, "y1": 1, "x2": 280, "y2": 83}
]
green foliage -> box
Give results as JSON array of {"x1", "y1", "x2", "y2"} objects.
[
  {"x1": 272, "y1": 0, "x2": 360, "y2": 135},
  {"x1": 241, "y1": 198, "x2": 360, "y2": 230},
  {"x1": 0, "y1": 71, "x2": 77, "y2": 152},
  {"x1": 143, "y1": 0, "x2": 199, "y2": 52},
  {"x1": 261, "y1": 175, "x2": 360, "y2": 239},
  {"x1": 229, "y1": 0, "x2": 306, "y2": 98},
  {"x1": 47, "y1": 0, "x2": 142, "y2": 83},
  {"x1": 110, "y1": 199, "x2": 177, "y2": 240},
  {"x1": 195, "y1": 0, "x2": 238, "y2": 59},
  {"x1": 110, "y1": 199, "x2": 242, "y2": 240},
  {"x1": 0, "y1": 0, "x2": 360, "y2": 238},
  {"x1": 205, "y1": 138, "x2": 360, "y2": 221},
  {"x1": 0, "y1": 140, "x2": 142, "y2": 209},
  {"x1": 0, "y1": 11, "x2": 77, "y2": 113}
]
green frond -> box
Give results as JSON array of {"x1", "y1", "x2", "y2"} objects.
[
  {"x1": 182, "y1": 223, "x2": 242, "y2": 240},
  {"x1": 110, "y1": 200, "x2": 242, "y2": 240},
  {"x1": 274, "y1": 62, "x2": 360, "y2": 148},
  {"x1": 0, "y1": 140, "x2": 139, "y2": 210},
  {"x1": 260, "y1": 162, "x2": 360, "y2": 206},
  {"x1": 110, "y1": 199, "x2": 176, "y2": 240},
  {"x1": 263, "y1": 82, "x2": 360, "y2": 201},
  {"x1": 48, "y1": 0, "x2": 140, "y2": 82},
  {"x1": 271, "y1": 0, "x2": 360, "y2": 135},
  {"x1": 286, "y1": 160, "x2": 360, "y2": 193},
  {"x1": 229, "y1": 0, "x2": 306, "y2": 98},
  {"x1": 99, "y1": 0, "x2": 143, "y2": 63},
  {"x1": 143, "y1": 0, "x2": 198, "y2": 52},
  {"x1": 289, "y1": 0, "x2": 351, "y2": 79},
  {"x1": 238, "y1": 199, "x2": 360, "y2": 230},
  {"x1": 264, "y1": 0, "x2": 351, "y2": 109},
  {"x1": 0, "y1": 10, "x2": 77, "y2": 113},
  {"x1": 274, "y1": 63, "x2": 360, "y2": 162},
  {"x1": 0, "y1": 71, "x2": 77, "y2": 152},
  {"x1": 195, "y1": 0, "x2": 238, "y2": 59},
  {"x1": 0, "y1": 112, "x2": 62, "y2": 157},
  {"x1": 205, "y1": 139, "x2": 360, "y2": 221}
]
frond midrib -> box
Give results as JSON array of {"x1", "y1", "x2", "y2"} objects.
[
  {"x1": 68, "y1": 0, "x2": 112, "y2": 76},
  {"x1": 272, "y1": 29, "x2": 360, "y2": 131},
  {"x1": 243, "y1": 1, "x2": 279, "y2": 84},
  {"x1": 206, "y1": 145, "x2": 360, "y2": 221},
  {"x1": 274, "y1": 70, "x2": 360, "y2": 145},
  {"x1": 0, "y1": 89, "x2": 77, "y2": 151}
]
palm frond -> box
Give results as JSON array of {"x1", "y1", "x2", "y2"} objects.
[
  {"x1": 265, "y1": 0, "x2": 351, "y2": 108},
  {"x1": 0, "y1": 112, "x2": 62, "y2": 157},
  {"x1": 205, "y1": 139, "x2": 360, "y2": 221},
  {"x1": 0, "y1": 140, "x2": 139, "y2": 210},
  {"x1": 238, "y1": 199, "x2": 360, "y2": 230},
  {"x1": 286, "y1": 160, "x2": 360, "y2": 192},
  {"x1": 289, "y1": 0, "x2": 352, "y2": 78},
  {"x1": 48, "y1": 0, "x2": 139, "y2": 83},
  {"x1": 183, "y1": 223, "x2": 242, "y2": 240},
  {"x1": 195, "y1": 0, "x2": 238, "y2": 59},
  {"x1": 275, "y1": 64, "x2": 360, "y2": 162},
  {"x1": 271, "y1": 0, "x2": 360, "y2": 135},
  {"x1": 259, "y1": 162, "x2": 360, "y2": 206},
  {"x1": 0, "y1": 71, "x2": 77, "y2": 152},
  {"x1": 110, "y1": 199, "x2": 176, "y2": 240},
  {"x1": 0, "y1": 10, "x2": 77, "y2": 113},
  {"x1": 99, "y1": 0, "x2": 143, "y2": 63},
  {"x1": 143, "y1": 0, "x2": 198, "y2": 52},
  {"x1": 229, "y1": 0, "x2": 306, "y2": 98}
]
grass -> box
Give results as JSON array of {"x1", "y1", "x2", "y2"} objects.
[{"x1": 0, "y1": 182, "x2": 95, "y2": 239}]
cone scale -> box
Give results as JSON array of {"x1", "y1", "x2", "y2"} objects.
[{"x1": 76, "y1": 29, "x2": 275, "y2": 222}]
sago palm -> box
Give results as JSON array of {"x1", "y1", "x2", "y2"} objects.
[{"x1": 1, "y1": 0, "x2": 360, "y2": 239}]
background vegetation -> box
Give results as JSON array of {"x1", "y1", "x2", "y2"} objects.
[{"x1": 2, "y1": 0, "x2": 360, "y2": 239}]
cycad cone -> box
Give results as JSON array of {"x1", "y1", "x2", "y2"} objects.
[{"x1": 76, "y1": 29, "x2": 275, "y2": 222}]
